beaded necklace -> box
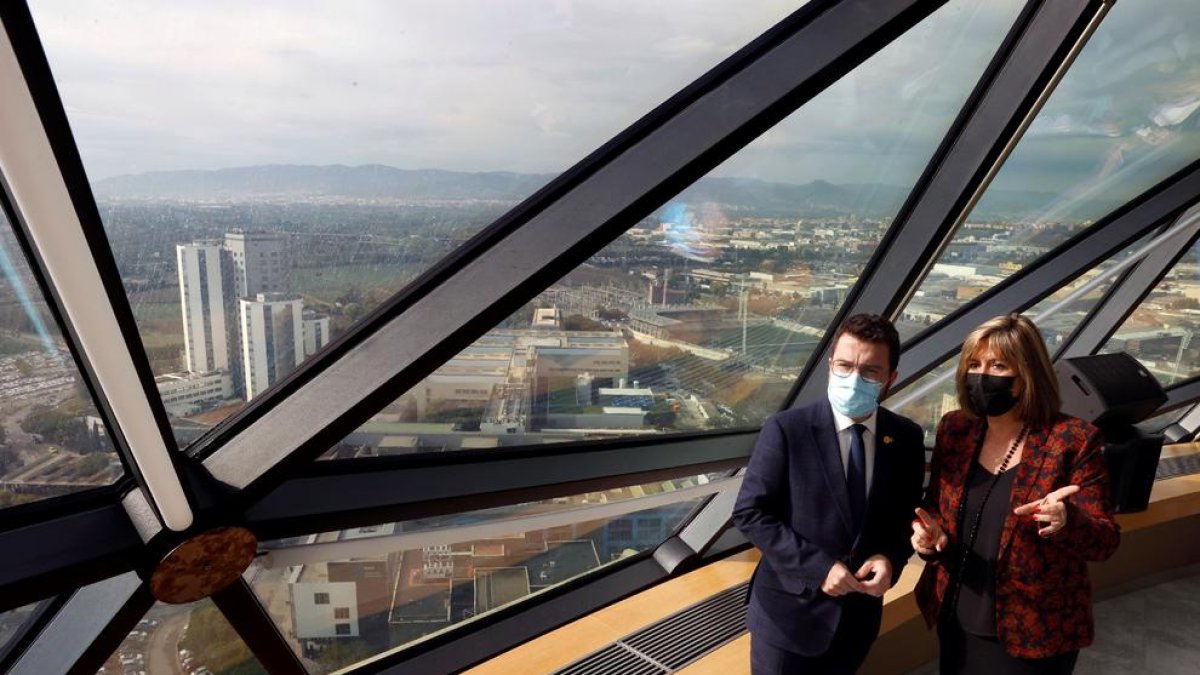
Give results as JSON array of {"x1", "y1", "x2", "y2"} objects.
[{"x1": 945, "y1": 422, "x2": 1029, "y2": 618}]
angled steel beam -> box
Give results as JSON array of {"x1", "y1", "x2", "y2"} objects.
[
  {"x1": 790, "y1": 0, "x2": 1110, "y2": 406},
  {"x1": 247, "y1": 431, "x2": 754, "y2": 540},
  {"x1": 1162, "y1": 378, "x2": 1200, "y2": 416},
  {"x1": 188, "y1": 0, "x2": 952, "y2": 505},
  {"x1": 0, "y1": 497, "x2": 143, "y2": 614},
  {"x1": 1164, "y1": 399, "x2": 1200, "y2": 443},
  {"x1": 1058, "y1": 208, "x2": 1200, "y2": 358},
  {"x1": 0, "y1": 2, "x2": 192, "y2": 531},
  {"x1": 211, "y1": 580, "x2": 307, "y2": 675},
  {"x1": 894, "y1": 161, "x2": 1200, "y2": 388},
  {"x1": 677, "y1": 483, "x2": 741, "y2": 556},
  {"x1": 8, "y1": 572, "x2": 152, "y2": 675},
  {"x1": 261, "y1": 477, "x2": 738, "y2": 568},
  {"x1": 685, "y1": 0, "x2": 1108, "y2": 563},
  {"x1": 0, "y1": 596, "x2": 63, "y2": 672}
]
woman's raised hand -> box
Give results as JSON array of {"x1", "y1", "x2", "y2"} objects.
[
  {"x1": 911, "y1": 507, "x2": 947, "y2": 555},
  {"x1": 1014, "y1": 484, "x2": 1080, "y2": 537}
]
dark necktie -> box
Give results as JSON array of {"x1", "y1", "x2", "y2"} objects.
[{"x1": 847, "y1": 423, "x2": 867, "y2": 531}]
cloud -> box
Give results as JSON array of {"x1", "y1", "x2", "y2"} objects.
[
  {"x1": 29, "y1": 0, "x2": 800, "y2": 179},
  {"x1": 987, "y1": 0, "x2": 1200, "y2": 199},
  {"x1": 25, "y1": 0, "x2": 1200, "y2": 203}
]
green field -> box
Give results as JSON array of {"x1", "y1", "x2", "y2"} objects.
[{"x1": 289, "y1": 264, "x2": 414, "y2": 298}]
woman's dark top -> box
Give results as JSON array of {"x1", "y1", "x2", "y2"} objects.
[{"x1": 955, "y1": 461, "x2": 1018, "y2": 636}]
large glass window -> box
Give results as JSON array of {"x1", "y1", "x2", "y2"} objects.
[
  {"x1": 248, "y1": 474, "x2": 722, "y2": 673},
  {"x1": 899, "y1": 0, "x2": 1200, "y2": 334},
  {"x1": 889, "y1": 358, "x2": 959, "y2": 447},
  {"x1": 890, "y1": 233, "x2": 1148, "y2": 438},
  {"x1": 1101, "y1": 238, "x2": 1200, "y2": 386},
  {"x1": 314, "y1": 0, "x2": 1026, "y2": 459},
  {"x1": 0, "y1": 601, "x2": 42, "y2": 662},
  {"x1": 0, "y1": 202, "x2": 119, "y2": 508},
  {"x1": 28, "y1": 0, "x2": 807, "y2": 446}
]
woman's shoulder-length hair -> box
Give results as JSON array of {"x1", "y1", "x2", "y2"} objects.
[{"x1": 955, "y1": 314, "x2": 1061, "y2": 429}]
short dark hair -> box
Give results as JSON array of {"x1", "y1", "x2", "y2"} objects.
[{"x1": 831, "y1": 313, "x2": 900, "y2": 372}]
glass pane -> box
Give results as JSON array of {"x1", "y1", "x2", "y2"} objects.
[
  {"x1": 0, "y1": 601, "x2": 42, "y2": 661},
  {"x1": 99, "y1": 600, "x2": 264, "y2": 675},
  {"x1": 888, "y1": 358, "x2": 959, "y2": 445},
  {"x1": 249, "y1": 475, "x2": 722, "y2": 673},
  {"x1": 1029, "y1": 233, "x2": 1157, "y2": 355},
  {"x1": 890, "y1": 232, "x2": 1146, "y2": 437},
  {"x1": 315, "y1": 0, "x2": 1026, "y2": 458},
  {"x1": 904, "y1": 0, "x2": 1200, "y2": 323},
  {"x1": 1101, "y1": 239, "x2": 1200, "y2": 386},
  {"x1": 28, "y1": 1, "x2": 806, "y2": 446},
  {"x1": 1137, "y1": 406, "x2": 1187, "y2": 434},
  {"x1": 0, "y1": 200, "x2": 120, "y2": 508}
]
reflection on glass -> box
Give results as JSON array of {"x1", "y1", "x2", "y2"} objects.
[
  {"x1": 0, "y1": 202, "x2": 119, "y2": 507},
  {"x1": 249, "y1": 475, "x2": 720, "y2": 673},
  {"x1": 901, "y1": 0, "x2": 1200, "y2": 332},
  {"x1": 0, "y1": 601, "x2": 41, "y2": 661},
  {"x1": 29, "y1": 0, "x2": 807, "y2": 448},
  {"x1": 100, "y1": 600, "x2": 263, "y2": 675},
  {"x1": 1101, "y1": 239, "x2": 1200, "y2": 386},
  {"x1": 313, "y1": 0, "x2": 1024, "y2": 458}
]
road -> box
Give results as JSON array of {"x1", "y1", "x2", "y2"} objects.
[{"x1": 145, "y1": 610, "x2": 188, "y2": 675}]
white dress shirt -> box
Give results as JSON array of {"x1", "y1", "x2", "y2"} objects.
[{"x1": 831, "y1": 406, "x2": 877, "y2": 492}]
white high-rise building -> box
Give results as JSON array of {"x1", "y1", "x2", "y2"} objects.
[
  {"x1": 224, "y1": 231, "x2": 289, "y2": 298},
  {"x1": 176, "y1": 242, "x2": 230, "y2": 374},
  {"x1": 240, "y1": 294, "x2": 304, "y2": 399},
  {"x1": 302, "y1": 313, "x2": 332, "y2": 358}
]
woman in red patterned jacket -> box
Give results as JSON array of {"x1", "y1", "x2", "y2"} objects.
[{"x1": 911, "y1": 314, "x2": 1120, "y2": 675}]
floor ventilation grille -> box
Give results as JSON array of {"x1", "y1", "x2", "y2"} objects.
[{"x1": 554, "y1": 582, "x2": 749, "y2": 675}]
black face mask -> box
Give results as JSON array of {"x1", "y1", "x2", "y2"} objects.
[{"x1": 966, "y1": 373, "x2": 1018, "y2": 417}]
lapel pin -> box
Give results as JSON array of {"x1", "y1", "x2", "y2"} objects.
[{"x1": 882, "y1": 435, "x2": 893, "y2": 445}]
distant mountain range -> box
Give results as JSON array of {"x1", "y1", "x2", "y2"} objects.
[
  {"x1": 93, "y1": 164, "x2": 1118, "y2": 220},
  {"x1": 93, "y1": 164, "x2": 552, "y2": 202}
]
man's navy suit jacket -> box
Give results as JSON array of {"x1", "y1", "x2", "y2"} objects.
[{"x1": 732, "y1": 399, "x2": 925, "y2": 656}]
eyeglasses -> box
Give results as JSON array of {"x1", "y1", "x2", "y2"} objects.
[{"x1": 829, "y1": 360, "x2": 886, "y2": 385}]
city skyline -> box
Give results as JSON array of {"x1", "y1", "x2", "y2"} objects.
[{"x1": 169, "y1": 231, "x2": 330, "y2": 414}]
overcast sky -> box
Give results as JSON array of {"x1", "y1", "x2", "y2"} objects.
[{"x1": 27, "y1": 0, "x2": 1200, "y2": 196}]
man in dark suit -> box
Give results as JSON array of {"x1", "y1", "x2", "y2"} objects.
[{"x1": 733, "y1": 313, "x2": 926, "y2": 674}]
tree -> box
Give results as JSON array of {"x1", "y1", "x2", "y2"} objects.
[
  {"x1": 562, "y1": 314, "x2": 605, "y2": 331},
  {"x1": 0, "y1": 489, "x2": 38, "y2": 508},
  {"x1": 0, "y1": 447, "x2": 18, "y2": 475},
  {"x1": 627, "y1": 341, "x2": 684, "y2": 369},
  {"x1": 179, "y1": 603, "x2": 265, "y2": 675},
  {"x1": 75, "y1": 453, "x2": 110, "y2": 476},
  {"x1": 316, "y1": 640, "x2": 374, "y2": 673},
  {"x1": 597, "y1": 307, "x2": 628, "y2": 322},
  {"x1": 646, "y1": 407, "x2": 677, "y2": 429}
]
